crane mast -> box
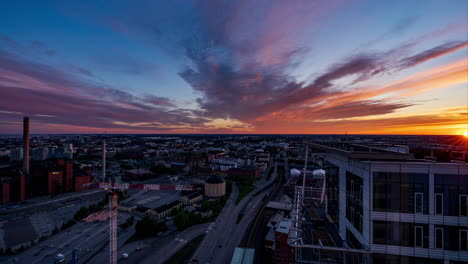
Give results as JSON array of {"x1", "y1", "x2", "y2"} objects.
[{"x1": 109, "y1": 192, "x2": 118, "y2": 264}]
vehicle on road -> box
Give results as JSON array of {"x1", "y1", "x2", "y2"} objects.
[
  {"x1": 122, "y1": 253, "x2": 129, "y2": 259},
  {"x1": 54, "y1": 253, "x2": 65, "y2": 263}
]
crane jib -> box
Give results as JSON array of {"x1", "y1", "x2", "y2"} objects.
[{"x1": 98, "y1": 182, "x2": 194, "y2": 191}]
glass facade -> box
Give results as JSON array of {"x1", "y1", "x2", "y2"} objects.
[
  {"x1": 434, "y1": 225, "x2": 468, "y2": 251},
  {"x1": 373, "y1": 172, "x2": 429, "y2": 214},
  {"x1": 325, "y1": 163, "x2": 340, "y2": 224},
  {"x1": 434, "y1": 174, "x2": 468, "y2": 216},
  {"x1": 372, "y1": 253, "x2": 443, "y2": 264},
  {"x1": 346, "y1": 171, "x2": 363, "y2": 233},
  {"x1": 373, "y1": 220, "x2": 429, "y2": 248}
]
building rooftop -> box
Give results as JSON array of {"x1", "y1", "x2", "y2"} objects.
[
  {"x1": 265, "y1": 228, "x2": 275, "y2": 242},
  {"x1": 309, "y1": 142, "x2": 414, "y2": 160},
  {"x1": 266, "y1": 201, "x2": 291, "y2": 211},
  {"x1": 275, "y1": 219, "x2": 292, "y2": 234},
  {"x1": 205, "y1": 175, "x2": 225, "y2": 184}
]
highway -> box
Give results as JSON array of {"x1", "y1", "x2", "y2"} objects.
[
  {"x1": 136, "y1": 223, "x2": 211, "y2": 264},
  {"x1": 190, "y1": 158, "x2": 281, "y2": 264},
  {"x1": 4, "y1": 213, "x2": 133, "y2": 264}
]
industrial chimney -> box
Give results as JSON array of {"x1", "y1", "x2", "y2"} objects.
[
  {"x1": 23, "y1": 117, "x2": 30, "y2": 175},
  {"x1": 102, "y1": 140, "x2": 106, "y2": 182}
]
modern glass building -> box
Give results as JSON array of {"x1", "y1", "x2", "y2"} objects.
[{"x1": 309, "y1": 142, "x2": 468, "y2": 264}]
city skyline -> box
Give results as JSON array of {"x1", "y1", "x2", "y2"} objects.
[{"x1": 0, "y1": 1, "x2": 467, "y2": 135}]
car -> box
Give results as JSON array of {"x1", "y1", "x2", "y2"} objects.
[{"x1": 136, "y1": 247, "x2": 141, "y2": 251}]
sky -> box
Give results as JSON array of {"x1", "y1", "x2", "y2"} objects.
[{"x1": 0, "y1": 0, "x2": 467, "y2": 135}]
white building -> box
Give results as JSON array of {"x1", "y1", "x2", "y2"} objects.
[
  {"x1": 10, "y1": 148, "x2": 23, "y2": 161},
  {"x1": 32, "y1": 147, "x2": 49, "y2": 160}
]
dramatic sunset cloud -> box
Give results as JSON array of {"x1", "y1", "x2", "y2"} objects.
[{"x1": 0, "y1": 1, "x2": 466, "y2": 134}]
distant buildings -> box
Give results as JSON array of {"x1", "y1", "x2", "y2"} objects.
[
  {"x1": 29, "y1": 159, "x2": 84, "y2": 196},
  {"x1": 212, "y1": 159, "x2": 237, "y2": 172},
  {"x1": 32, "y1": 147, "x2": 48, "y2": 160},
  {"x1": 228, "y1": 167, "x2": 262, "y2": 181},
  {"x1": 10, "y1": 148, "x2": 23, "y2": 161}
]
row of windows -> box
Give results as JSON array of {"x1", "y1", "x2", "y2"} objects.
[
  {"x1": 373, "y1": 220, "x2": 468, "y2": 251},
  {"x1": 435, "y1": 193, "x2": 468, "y2": 216},
  {"x1": 373, "y1": 172, "x2": 429, "y2": 214},
  {"x1": 373, "y1": 172, "x2": 468, "y2": 216},
  {"x1": 374, "y1": 189, "x2": 468, "y2": 216}
]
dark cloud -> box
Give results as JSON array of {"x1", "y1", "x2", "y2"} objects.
[
  {"x1": 290, "y1": 100, "x2": 413, "y2": 120},
  {"x1": 399, "y1": 41, "x2": 468, "y2": 69},
  {"x1": 45, "y1": 49, "x2": 57, "y2": 56},
  {"x1": 74, "y1": 66, "x2": 94, "y2": 77},
  {"x1": 142, "y1": 95, "x2": 176, "y2": 107},
  {"x1": 0, "y1": 48, "x2": 208, "y2": 131}
]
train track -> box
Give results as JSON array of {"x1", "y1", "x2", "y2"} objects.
[{"x1": 240, "y1": 163, "x2": 284, "y2": 248}]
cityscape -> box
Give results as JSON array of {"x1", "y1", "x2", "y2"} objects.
[{"x1": 0, "y1": 1, "x2": 467, "y2": 264}]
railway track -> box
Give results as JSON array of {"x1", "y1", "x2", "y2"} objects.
[{"x1": 240, "y1": 163, "x2": 284, "y2": 248}]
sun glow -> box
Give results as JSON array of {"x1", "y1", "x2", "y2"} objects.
[{"x1": 464, "y1": 131, "x2": 468, "y2": 137}]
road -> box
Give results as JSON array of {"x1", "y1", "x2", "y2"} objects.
[
  {"x1": 3, "y1": 212, "x2": 133, "y2": 264},
  {"x1": 136, "y1": 223, "x2": 211, "y2": 264},
  {"x1": 190, "y1": 160, "x2": 280, "y2": 264}
]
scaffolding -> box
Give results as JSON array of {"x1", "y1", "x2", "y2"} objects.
[{"x1": 288, "y1": 145, "x2": 370, "y2": 264}]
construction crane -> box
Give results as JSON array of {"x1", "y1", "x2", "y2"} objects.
[
  {"x1": 92, "y1": 140, "x2": 198, "y2": 264},
  {"x1": 97, "y1": 182, "x2": 197, "y2": 264}
]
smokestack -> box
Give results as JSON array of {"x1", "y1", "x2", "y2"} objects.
[
  {"x1": 102, "y1": 140, "x2": 106, "y2": 182},
  {"x1": 23, "y1": 117, "x2": 30, "y2": 175}
]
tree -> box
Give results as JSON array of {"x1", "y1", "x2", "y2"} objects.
[
  {"x1": 135, "y1": 216, "x2": 165, "y2": 238},
  {"x1": 174, "y1": 211, "x2": 189, "y2": 230}
]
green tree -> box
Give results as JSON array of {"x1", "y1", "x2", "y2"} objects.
[
  {"x1": 135, "y1": 216, "x2": 165, "y2": 238},
  {"x1": 174, "y1": 211, "x2": 189, "y2": 230}
]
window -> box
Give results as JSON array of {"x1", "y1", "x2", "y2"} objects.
[
  {"x1": 415, "y1": 192, "x2": 423, "y2": 214},
  {"x1": 435, "y1": 227, "x2": 443, "y2": 249},
  {"x1": 415, "y1": 226, "x2": 423, "y2": 248},
  {"x1": 435, "y1": 193, "x2": 443, "y2": 215},
  {"x1": 350, "y1": 207, "x2": 355, "y2": 225},
  {"x1": 351, "y1": 180, "x2": 355, "y2": 198},
  {"x1": 373, "y1": 221, "x2": 386, "y2": 244},
  {"x1": 460, "y1": 230, "x2": 468, "y2": 251},
  {"x1": 460, "y1": 195, "x2": 468, "y2": 216}
]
